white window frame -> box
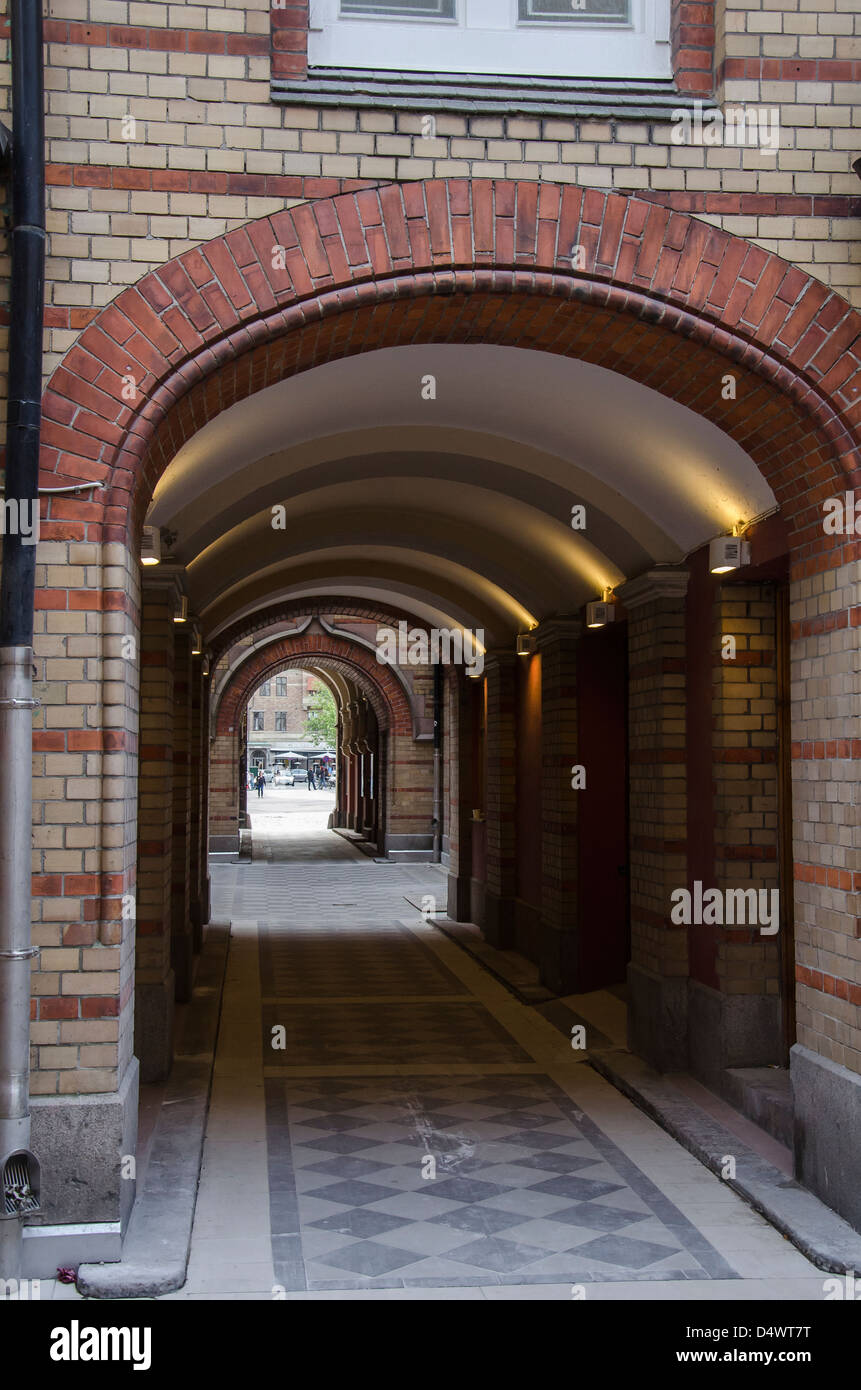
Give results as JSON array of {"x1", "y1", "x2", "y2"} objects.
[{"x1": 309, "y1": 0, "x2": 671, "y2": 81}]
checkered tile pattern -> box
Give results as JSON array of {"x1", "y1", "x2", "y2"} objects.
[
  {"x1": 263, "y1": 1001, "x2": 531, "y2": 1067},
  {"x1": 266, "y1": 1074, "x2": 737, "y2": 1289},
  {"x1": 215, "y1": 834, "x2": 735, "y2": 1290},
  {"x1": 259, "y1": 922, "x2": 468, "y2": 999}
]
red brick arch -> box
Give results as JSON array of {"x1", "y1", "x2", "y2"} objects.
[
  {"x1": 210, "y1": 598, "x2": 453, "y2": 666},
  {"x1": 39, "y1": 178, "x2": 861, "y2": 576},
  {"x1": 215, "y1": 630, "x2": 413, "y2": 736}
]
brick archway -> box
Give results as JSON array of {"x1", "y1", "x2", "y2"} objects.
[
  {"x1": 208, "y1": 629, "x2": 426, "y2": 858},
  {"x1": 215, "y1": 631, "x2": 412, "y2": 736},
  {"x1": 209, "y1": 598, "x2": 447, "y2": 667},
  {"x1": 39, "y1": 179, "x2": 860, "y2": 577}
]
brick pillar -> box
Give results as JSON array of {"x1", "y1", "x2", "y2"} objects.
[
  {"x1": 689, "y1": 580, "x2": 782, "y2": 1084},
  {"x1": 620, "y1": 570, "x2": 690, "y2": 1071},
  {"x1": 135, "y1": 577, "x2": 180, "y2": 1082},
  {"x1": 189, "y1": 655, "x2": 206, "y2": 952},
  {"x1": 200, "y1": 665, "x2": 211, "y2": 926},
  {"x1": 536, "y1": 618, "x2": 581, "y2": 993},
  {"x1": 446, "y1": 670, "x2": 474, "y2": 921},
  {"x1": 384, "y1": 730, "x2": 434, "y2": 857},
  {"x1": 171, "y1": 628, "x2": 193, "y2": 1001},
  {"x1": 28, "y1": 537, "x2": 140, "y2": 1231},
  {"x1": 484, "y1": 651, "x2": 517, "y2": 947},
  {"x1": 335, "y1": 710, "x2": 346, "y2": 825},
  {"x1": 209, "y1": 728, "x2": 240, "y2": 851},
  {"x1": 789, "y1": 547, "x2": 861, "y2": 1230}
]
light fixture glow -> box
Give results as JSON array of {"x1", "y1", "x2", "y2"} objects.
[
  {"x1": 173, "y1": 595, "x2": 188, "y2": 624},
  {"x1": 586, "y1": 588, "x2": 617, "y2": 630},
  {"x1": 191, "y1": 622, "x2": 202, "y2": 655},
  {"x1": 516, "y1": 631, "x2": 536, "y2": 656},
  {"x1": 709, "y1": 534, "x2": 751, "y2": 575},
  {"x1": 141, "y1": 524, "x2": 160, "y2": 566}
]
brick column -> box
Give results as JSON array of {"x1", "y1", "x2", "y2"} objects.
[
  {"x1": 688, "y1": 580, "x2": 782, "y2": 1085},
  {"x1": 171, "y1": 627, "x2": 194, "y2": 1001},
  {"x1": 536, "y1": 618, "x2": 581, "y2": 993},
  {"x1": 189, "y1": 654, "x2": 206, "y2": 952},
  {"x1": 484, "y1": 651, "x2": 517, "y2": 947},
  {"x1": 135, "y1": 576, "x2": 180, "y2": 1083},
  {"x1": 28, "y1": 537, "x2": 140, "y2": 1233},
  {"x1": 446, "y1": 669, "x2": 474, "y2": 922},
  {"x1": 789, "y1": 548, "x2": 861, "y2": 1229},
  {"x1": 620, "y1": 570, "x2": 690, "y2": 1071}
]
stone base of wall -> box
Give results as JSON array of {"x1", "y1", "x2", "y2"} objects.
[
  {"x1": 446, "y1": 870, "x2": 471, "y2": 921},
  {"x1": 792, "y1": 1044, "x2": 861, "y2": 1233},
  {"x1": 135, "y1": 974, "x2": 176, "y2": 1085},
  {"x1": 515, "y1": 899, "x2": 541, "y2": 966},
  {"x1": 484, "y1": 888, "x2": 514, "y2": 949},
  {"x1": 384, "y1": 832, "x2": 434, "y2": 860},
  {"x1": 627, "y1": 962, "x2": 688, "y2": 1072},
  {"x1": 539, "y1": 920, "x2": 579, "y2": 995},
  {"x1": 28, "y1": 1061, "x2": 139, "y2": 1230},
  {"x1": 470, "y1": 877, "x2": 486, "y2": 929},
  {"x1": 688, "y1": 980, "x2": 782, "y2": 1087},
  {"x1": 210, "y1": 833, "x2": 240, "y2": 852}
]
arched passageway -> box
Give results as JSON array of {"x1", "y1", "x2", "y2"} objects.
[{"x1": 29, "y1": 179, "x2": 861, "y2": 1261}]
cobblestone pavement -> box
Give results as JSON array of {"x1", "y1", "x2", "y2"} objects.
[{"x1": 157, "y1": 809, "x2": 828, "y2": 1300}]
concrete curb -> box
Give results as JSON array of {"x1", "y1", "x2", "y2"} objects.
[
  {"x1": 431, "y1": 915, "x2": 557, "y2": 1004},
  {"x1": 76, "y1": 924, "x2": 230, "y2": 1299},
  {"x1": 590, "y1": 1047, "x2": 861, "y2": 1277}
]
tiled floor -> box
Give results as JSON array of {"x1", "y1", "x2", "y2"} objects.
[{"x1": 165, "y1": 804, "x2": 830, "y2": 1300}]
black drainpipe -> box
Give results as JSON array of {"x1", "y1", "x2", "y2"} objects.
[{"x1": 0, "y1": 0, "x2": 46, "y2": 1279}]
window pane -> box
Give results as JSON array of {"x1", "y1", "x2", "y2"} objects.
[
  {"x1": 259, "y1": 682, "x2": 270, "y2": 696},
  {"x1": 276, "y1": 677, "x2": 287, "y2": 696},
  {"x1": 253, "y1": 712, "x2": 264, "y2": 730},
  {"x1": 519, "y1": 0, "x2": 628, "y2": 20},
  {"x1": 275, "y1": 712, "x2": 286, "y2": 731},
  {"x1": 341, "y1": 0, "x2": 456, "y2": 17}
]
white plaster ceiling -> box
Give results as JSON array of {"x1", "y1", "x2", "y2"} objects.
[{"x1": 147, "y1": 343, "x2": 777, "y2": 643}]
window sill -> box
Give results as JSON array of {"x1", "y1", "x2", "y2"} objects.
[{"x1": 270, "y1": 68, "x2": 706, "y2": 120}]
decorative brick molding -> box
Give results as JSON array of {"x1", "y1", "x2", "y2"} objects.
[
  {"x1": 270, "y1": 2, "x2": 309, "y2": 82},
  {"x1": 38, "y1": 180, "x2": 860, "y2": 576},
  {"x1": 215, "y1": 630, "x2": 413, "y2": 736},
  {"x1": 208, "y1": 597, "x2": 448, "y2": 665},
  {"x1": 671, "y1": 0, "x2": 715, "y2": 95}
]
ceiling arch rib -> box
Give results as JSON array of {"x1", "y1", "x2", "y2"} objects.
[
  {"x1": 149, "y1": 344, "x2": 776, "y2": 562},
  {"x1": 161, "y1": 441, "x2": 673, "y2": 573},
  {"x1": 199, "y1": 553, "x2": 538, "y2": 648},
  {"x1": 148, "y1": 343, "x2": 777, "y2": 643},
  {"x1": 187, "y1": 491, "x2": 623, "y2": 624}
]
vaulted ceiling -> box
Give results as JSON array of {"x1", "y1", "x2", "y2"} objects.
[{"x1": 147, "y1": 343, "x2": 778, "y2": 646}]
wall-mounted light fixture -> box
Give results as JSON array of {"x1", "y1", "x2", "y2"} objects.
[
  {"x1": 191, "y1": 623, "x2": 202, "y2": 656},
  {"x1": 140, "y1": 524, "x2": 161, "y2": 566},
  {"x1": 516, "y1": 631, "x2": 536, "y2": 656},
  {"x1": 586, "y1": 587, "x2": 616, "y2": 629},
  {"x1": 202, "y1": 654, "x2": 210, "y2": 678},
  {"x1": 173, "y1": 595, "x2": 188, "y2": 624},
  {"x1": 709, "y1": 524, "x2": 751, "y2": 575}
]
